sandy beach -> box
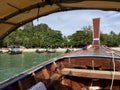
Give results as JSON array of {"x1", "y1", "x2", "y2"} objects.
[
  {"x1": 110, "y1": 47, "x2": 120, "y2": 51},
  {"x1": 0, "y1": 47, "x2": 120, "y2": 53},
  {"x1": 22, "y1": 48, "x2": 80, "y2": 52},
  {"x1": 15, "y1": 47, "x2": 120, "y2": 52}
]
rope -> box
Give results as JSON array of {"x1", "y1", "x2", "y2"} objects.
[
  {"x1": 92, "y1": 60, "x2": 94, "y2": 70},
  {"x1": 69, "y1": 58, "x2": 71, "y2": 63},
  {"x1": 90, "y1": 60, "x2": 94, "y2": 87},
  {"x1": 110, "y1": 51, "x2": 116, "y2": 90}
]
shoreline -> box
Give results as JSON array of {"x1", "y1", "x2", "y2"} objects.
[
  {"x1": 0, "y1": 47, "x2": 120, "y2": 53},
  {"x1": 0, "y1": 48, "x2": 81, "y2": 53},
  {"x1": 14, "y1": 47, "x2": 120, "y2": 52},
  {"x1": 22, "y1": 48, "x2": 81, "y2": 52}
]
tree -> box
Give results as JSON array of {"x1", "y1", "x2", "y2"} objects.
[
  {"x1": 2, "y1": 24, "x2": 119, "y2": 48},
  {"x1": 2, "y1": 23, "x2": 64, "y2": 48},
  {"x1": 69, "y1": 26, "x2": 92, "y2": 48}
]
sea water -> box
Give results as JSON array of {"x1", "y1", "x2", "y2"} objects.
[{"x1": 0, "y1": 52, "x2": 63, "y2": 82}]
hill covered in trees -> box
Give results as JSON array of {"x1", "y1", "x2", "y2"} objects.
[{"x1": 1, "y1": 23, "x2": 120, "y2": 48}]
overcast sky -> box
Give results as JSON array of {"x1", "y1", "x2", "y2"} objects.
[{"x1": 33, "y1": 10, "x2": 120, "y2": 36}]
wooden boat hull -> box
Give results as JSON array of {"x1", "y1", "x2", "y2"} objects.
[
  {"x1": 1, "y1": 47, "x2": 120, "y2": 90},
  {"x1": 8, "y1": 48, "x2": 22, "y2": 55},
  {"x1": 46, "y1": 49, "x2": 56, "y2": 53},
  {"x1": 9, "y1": 51, "x2": 22, "y2": 55},
  {"x1": 36, "y1": 49, "x2": 46, "y2": 53}
]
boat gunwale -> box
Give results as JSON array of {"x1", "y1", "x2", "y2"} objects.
[{"x1": 65, "y1": 55, "x2": 120, "y2": 59}]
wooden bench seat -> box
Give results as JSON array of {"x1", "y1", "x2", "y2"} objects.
[{"x1": 61, "y1": 68, "x2": 120, "y2": 80}]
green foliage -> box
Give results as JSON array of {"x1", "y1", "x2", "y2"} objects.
[
  {"x1": 100, "y1": 31, "x2": 119, "y2": 47},
  {"x1": 1, "y1": 23, "x2": 119, "y2": 48},
  {"x1": 69, "y1": 26, "x2": 92, "y2": 47},
  {"x1": 68, "y1": 26, "x2": 119, "y2": 48},
  {"x1": 2, "y1": 23, "x2": 64, "y2": 48}
]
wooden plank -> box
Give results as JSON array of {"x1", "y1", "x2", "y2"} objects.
[{"x1": 61, "y1": 68, "x2": 120, "y2": 80}]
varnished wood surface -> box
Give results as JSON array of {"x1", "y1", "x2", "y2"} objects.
[
  {"x1": 62, "y1": 68, "x2": 120, "y2": 80},
  {"x1": 65, "y1": 46, "x2": 120, "y2": 58}
]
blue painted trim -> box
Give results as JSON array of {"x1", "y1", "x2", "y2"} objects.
[
  {"x1": 0, "y1": 74, "x2": 29, "y2": 90},
  {"x1": 65, "y1": 55, "x2": 120, "y2": 59}
]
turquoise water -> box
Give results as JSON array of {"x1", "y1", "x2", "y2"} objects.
[{"x1": 0, "y1": 52, "x2": 63, "y2": 82}]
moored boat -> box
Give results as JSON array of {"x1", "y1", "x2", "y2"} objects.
[
  {"x1": 65, "y1": 48, "x2": 74, "y2": 53},
  {"x1": 36, "y1": 48, "x2": 56, "y2": 53},
  {"x1": 8, "y1": 48, "x2": 22, "y2": 55},
  {"x1": 46, "y1": 49, "x2": 56, "y2": 53},
  {"x1": 1, "y1": 18, "x2": 120, "y2": 90},
  {"x1": 36, "y1": 49, "x2": 46, "y2": 53}
]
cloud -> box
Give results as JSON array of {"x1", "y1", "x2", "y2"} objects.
[{"x1": 33, "y1": 10, "x2": 120, "y2": 36}]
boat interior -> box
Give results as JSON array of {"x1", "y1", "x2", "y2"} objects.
[
  {"x1": 0, "y1": 0, "x2": 120, "y2": 90},
  {"x1": 1, "y1": 18, "x2": 120, "y2": 90}
]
